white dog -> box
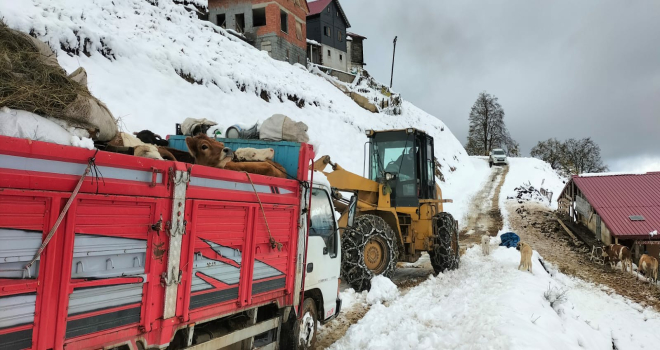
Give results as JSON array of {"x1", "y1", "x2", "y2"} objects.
[
  {"x1": 481, "y1": 235, "x2": 490, "y2": 256},
  {"x1": 234, "y1": 147, "x2": 275, "y2": 162}
]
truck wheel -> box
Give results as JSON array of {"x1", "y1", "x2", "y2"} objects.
[
  {"x1": 429, "y1": 212, "x2": 460, "y2": 275},
  {"x1": 279, "y1": 299, "x2": 318, "y2": 350},
  {"x1": 341, "y1": 214, "x2": 398, "y2": 291}
]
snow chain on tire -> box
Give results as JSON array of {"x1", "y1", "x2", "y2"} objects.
[
  {"x1": 341, "y1": 214, "x2": 398, "y2": 291},
  {"x1": 430, "y1": 212, "x2": 460, "y2": 275}
]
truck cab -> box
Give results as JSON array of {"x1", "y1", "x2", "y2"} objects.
[{"x1": 281, "y1": 178, "x2": 342, "y2": 350}]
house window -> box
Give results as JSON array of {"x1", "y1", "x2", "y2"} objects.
[
  {"x1": 253, "y1": 8, "x2": 266, "y2": 27},
  {"x1": 235, "y1": 13, "x2": 245, "y2": 33},
  {"x1": 217, "y1": 14, "x2": 226, "y2": 29},
  {"x1": 280, "y1": 10, "x2": 288, "y2": 33},
  {"x1": 324, "y1": 26, "x2": 331, "y2": 37},
  {"x1": 327, "y1": 7, "x2": 330, "y2": 13},
  {"x1": 337, "y1": 31, "x2": 342, "y2": 42},
  {"x1": 296, "y1": 22, "x2": 302, "y2": 40},
  {"x1": 327, "y1": 50, "x2": 331, "y2": 57},
  {"x1": 340, "y1": 54, "x2": 343, "y2": 61}
]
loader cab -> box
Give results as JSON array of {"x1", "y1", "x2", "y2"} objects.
[{"x1": 367, "y1": 128, "x2": 436, "y2": 207}]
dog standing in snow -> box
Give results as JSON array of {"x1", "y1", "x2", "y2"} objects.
[
  {"x1": 516, "y1": 241, "x2": 533, "y2": 273},
  {"x1": 481, "y1": 235, "x2": 490, "y2": 256}
]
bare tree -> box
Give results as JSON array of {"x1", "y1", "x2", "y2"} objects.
[
  {"x1": 530, "y1": 137, "x2": 608, "y2": 175},
  {"x1": 562, "y1": 138, "x2": 608, "y2": 174},
  {"x1": 530, "y1": 138, "x2": 564, "y2": 170},
  {"x1": 466, "y1": 91, "x2": 516, "y2": 156}
]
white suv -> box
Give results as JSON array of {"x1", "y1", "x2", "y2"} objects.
[{"x1": 489, "y1": 148, "x2": 508, "y2": 167}]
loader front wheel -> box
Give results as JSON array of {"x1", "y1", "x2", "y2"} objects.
[
  {"x1": 429, "y1": 212, "x2": 460, "y2": 275},
  {"x1": 341, "y1": 214, "x2": 398, "y2": 291}
]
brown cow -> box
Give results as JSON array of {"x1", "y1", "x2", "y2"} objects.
[
  {"x1": 185, "y1": 135, "x2": 287, "y2": 178},
  {"x1": 602, "y1": 244, "x2": 632, "y2": 273},
  {"x1": 158, "y1": 146, "x2": 196, "y2": 164},
  {"x1": 638, "y1": 254, "x2": 658, "y2": 285}
]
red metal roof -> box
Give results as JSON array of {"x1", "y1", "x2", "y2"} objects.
[
  {"x1": 308, "y1": 0, "x2": 331, "y2": 15},
  {"x1": 572, "y1": 173, "x2": 660, "y2": 239},
  {"x1": 307, "y1": 0, "x2": 350, "y2": 27}
]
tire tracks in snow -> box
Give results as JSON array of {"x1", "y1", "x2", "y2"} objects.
[{"x1": 317, "y1": 162, "x2": 510, "y2": 349}]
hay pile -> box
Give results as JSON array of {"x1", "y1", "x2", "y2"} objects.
[{"x1": 0, "y1": 20, "x2": 117, "y2": 141}]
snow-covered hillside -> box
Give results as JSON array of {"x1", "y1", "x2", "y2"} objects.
[
  {"x1": 330, "y1": 246, "x2": 660, "y2": 350},
  {"x1": 0, "y1": 0, "x2": 474, "y2": 213}
]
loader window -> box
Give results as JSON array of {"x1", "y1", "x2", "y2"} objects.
[{"x1": 309, "y1": 188, "x2": 338, "y2": 258}]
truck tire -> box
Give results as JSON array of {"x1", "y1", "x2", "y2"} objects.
[
  {"x1": 429, "y1": 212, "x2": 460, "y2": 275},
  {"x1": 280, "y1": 299, "x2": 318, "y2": 350},
  {"x1": 341, "y1": 214, "x2": 398, "y2": 291}
]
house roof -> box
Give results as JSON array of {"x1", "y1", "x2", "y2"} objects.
[
  {"x1": 307, "y1": 0, "x2": 351, "y2": 28},
  {"x1": 347, "y1": 32, "x2": 366, "y2": 40},
  {"x1": 568, "y1": 172, "x2": 660, "y2": 239}
]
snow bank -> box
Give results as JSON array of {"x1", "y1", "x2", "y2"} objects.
[
  {"x1": 501, "y1": 157, "x2": 566, "y2": 210},
  {"x1": 366, "y1": 276, "x2": 398, "y2": 305},
  {"x1": 0, "y1": 0, "x2": 474, "y2": 195},
  {"x1": 330, "y1": 245, "x2": 660, "y2": 350}
]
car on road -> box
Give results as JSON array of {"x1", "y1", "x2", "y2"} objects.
[{"x1": 489, "y1": 148, "x2": 508, "y2": 166}]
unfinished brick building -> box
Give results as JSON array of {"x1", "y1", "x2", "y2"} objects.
[{"x1": 209, "y1": 0, "x2": 309, "y2": 65}]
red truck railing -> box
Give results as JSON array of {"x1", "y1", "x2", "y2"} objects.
[{"x1": 0, "y1": 135, "x2": 314, "y2": 350}]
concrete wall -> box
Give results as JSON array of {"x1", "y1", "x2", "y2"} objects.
[
  {"x1": 257, "y1": 33, "x2": 306, "y2": 64},
  {"x1": 348, "y1": 38, "x2": 365, "y2": 70},
  {"x1": 320, "y1": 44, "x2": 348, "y2": 71}
]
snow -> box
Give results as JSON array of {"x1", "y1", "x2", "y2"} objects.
[
  {"x1": 650, "y1": 230, "x2": 658, "y2": 237},
  {"x1": 446, "y1": 157, "x2": 492, "y2": 228},
  {"x1": 0, "y1": 0, "x2": 474, "y2": 198},
  {"x1": 330, "y1": 246, "x2": 660, "y2": 350},
  {"x1": 500, "y1": 157, "x2": 567, "y2": 210},
  {"x1": 366, "y1": 276, "x2": 398, "y2": 305},
  {"x1": 70, "y1": 135, "x2": 95, "y2": 150},
  {"x1": 306, "y1": 39, "x2": 321, "y2": 46}
]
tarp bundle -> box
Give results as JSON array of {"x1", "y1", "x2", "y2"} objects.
[
  {"x1": 259, "y1": 114, "x2": 309, "y2": 143},
  {"x1": 0, "y1": 22, "x2": 117, "y2": 141},
  {"x1": 499, "y1": 232, "x2": 520, "y2": 248}
]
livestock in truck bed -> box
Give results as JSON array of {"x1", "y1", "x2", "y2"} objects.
[{"x1": 0, "y1": 135, "x2": 315, "y2": 350}]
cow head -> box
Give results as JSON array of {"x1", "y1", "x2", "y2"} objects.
[{"x1": 185, "y1": 134, "x2": 234, "y2": 168}]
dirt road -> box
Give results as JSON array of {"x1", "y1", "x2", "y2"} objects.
[
  {"x1": 316, "y1": 164, "x2": 510, "y2": 349},
  {"x1": 459, "y1": 163, "x2": 508, "y2": 246},
  {"x1": 506, "y1": 201, "x2": 660, "y2": 311}
]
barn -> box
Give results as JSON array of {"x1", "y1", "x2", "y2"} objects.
[{"x1": 557, "y1": 172, "x2": 660, "y2": 261}]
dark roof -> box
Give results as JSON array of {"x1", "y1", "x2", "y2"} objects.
[
  {"x1": 307, "y1": 0, "x2": 351, "y2": 28},
  {"x1": 347, "y1": 32, "x2": 366, "y2": 40},
  {"x1": 568, "y1": 173, "x2": 660, "y2": 239}
]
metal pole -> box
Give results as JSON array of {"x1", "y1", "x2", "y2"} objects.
[{"x1": 390, "y1": 36, "x2": 397, "y2": 89}]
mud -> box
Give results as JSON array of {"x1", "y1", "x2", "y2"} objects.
[
  {"x1": 506, "y1": 201, "x2": 660, "y2": 312},
  {"x1": 459, "y1": 163, "x2": 508, "y2": 246}
]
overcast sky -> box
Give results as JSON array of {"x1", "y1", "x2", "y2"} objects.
[{"x1": 340, "y1": 1, "x2": 660, "y2": 172}]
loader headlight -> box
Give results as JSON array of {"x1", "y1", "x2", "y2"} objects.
[
  {"x1": 385, "y1": 172, "x2": 396, "y2": 181},
  {"x1": 365, "y1": 130, "x2": 374, "y2": 137}
]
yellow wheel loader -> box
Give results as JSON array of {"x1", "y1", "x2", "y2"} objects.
[{"x1": 311, "y1": 128, "x2": 460, "y2": 291}]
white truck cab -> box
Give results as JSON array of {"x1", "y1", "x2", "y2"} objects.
[{"x1": 289, "y1": 179, "x2": 342, "y2": 349}]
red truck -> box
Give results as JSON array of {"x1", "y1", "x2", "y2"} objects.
[{"x1": 0, "y1": 135, "x2": 342, "y2": 350}]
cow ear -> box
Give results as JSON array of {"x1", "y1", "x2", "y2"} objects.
[{"x1": 185, "y1": 137, "x2": 197, "y2": 158}]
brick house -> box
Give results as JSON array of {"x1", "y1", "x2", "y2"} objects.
[
  {"x1": 208, "y1": 0, "x2": 309, "y2": 65},
  {"x1": 306, "y1": 0, "x2": 350, "y2": 72}
]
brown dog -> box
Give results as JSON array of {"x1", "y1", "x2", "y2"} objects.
[
  {"x1": 516, "y1": 241, "x2": 533, "y2": 273},
  {"x1": 185, "y1": 135, "x2": 288, "y2": 178}
]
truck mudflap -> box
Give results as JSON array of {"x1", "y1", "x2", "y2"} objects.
[{"x1": 320, "y1": 298, "x2": 342, "y2": 325}]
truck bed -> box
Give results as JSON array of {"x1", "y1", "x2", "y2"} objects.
[{"x1": 0, "y1": 135, "x2": 314, "y2": 350}]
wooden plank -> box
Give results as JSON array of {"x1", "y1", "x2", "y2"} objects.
[{"x1": 557, "y1": 218, "x2": 578, "y2": 241}]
